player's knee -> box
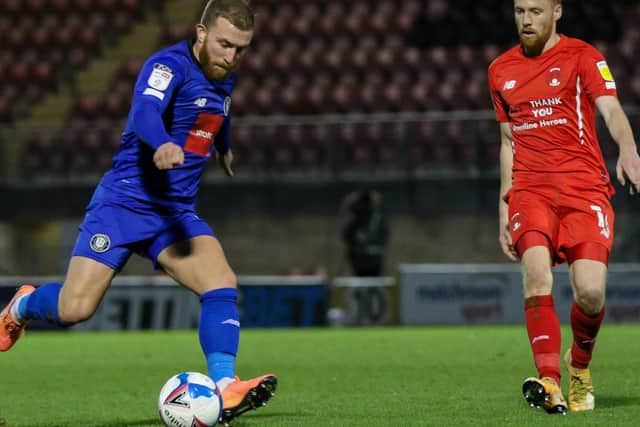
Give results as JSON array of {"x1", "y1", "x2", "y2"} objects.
[
  {"x1": 58, "y1": 299, "x2": 98, "y2": 324},
  {"x1": 574, "y1": 286, "x2": 605, "y2": 314},
  {"x1": 197, "y1": 268, "x2": 237, "y2": 294},
  {"x1": 218, "y1": 268, "x2": 237, "y2": 289},
  {"x1": 523, "y1": 267, "x2": 553, "y2": 295}
]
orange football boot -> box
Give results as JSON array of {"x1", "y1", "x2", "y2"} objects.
[
  {"x1": 220, "y1": 374, "x2": 277, "y2": 425},
  {"x1": 522, "y1": 376, "x2": 567, "y2": 415},
  {"x1": 0, "y1": 284, "x2": 35, "y2": 351}
]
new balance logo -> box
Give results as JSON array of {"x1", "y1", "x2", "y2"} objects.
[
  {"x1": 194, "y1": 97, "x2": 207, "y2": 107},
  {"x1": 503, "y1": 80, "x2": 517, "y2": 90},
  {"x1": 222, "y1": 319, "x2": 240, "y2": 327}
]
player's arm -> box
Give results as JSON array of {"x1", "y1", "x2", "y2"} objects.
[
  {"x1": 130, "y1": 57, "x2": 186, "y2": 170},
  {"x1": 595, "y1": 95, "x2": 640, "y2": 194},
  {"x1": 214, "y1": 115, "x2": 233, "y2": 177},
  {"x1": 498, "y1": 122, "x2": 518, "y2": 261}
]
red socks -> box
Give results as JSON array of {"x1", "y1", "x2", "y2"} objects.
[
  {"x1": 570, "y1": 302, "x2": 604, "y2": 369},
  {"x1": 524, "y1": 295, "x2": 561, "y2": 385}
]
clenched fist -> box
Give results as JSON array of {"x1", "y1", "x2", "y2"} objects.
[{"x1": 154, "y1": 142, "x2": 184, "y2": 170}]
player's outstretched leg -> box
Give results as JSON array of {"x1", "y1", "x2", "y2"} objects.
[
  {"x1": 564, "y1": 349, "x2": 594, "y2": 411},
  {"x1": 522, "y1": 376, "x2": 567, "y2": 415},
  {"x1": 0, "y1": 284, "x2": 36, "y2": 351},
  {"x1": 220, "y1": 374, "x2": 278, "y2": 425}
]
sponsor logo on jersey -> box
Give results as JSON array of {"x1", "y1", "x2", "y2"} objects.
[
  {"x1": 596, "y1": 61, "x2": 614, "y2": 81},
  {"x1": 224, "y1": 96, "x2": 231, "y2": 116},
  {"x1": 154, "y1": 63, "x2": 173, "y2": 73},
  {"x1": 90, "y1": 234, "x2": 111, "y2": 253},
  {"x1": 529, "y1": 97, "x2": 562, "y2": 108},
  {"x1": 184, "y1": 113, "x2": 224, "y2": 156},
  {"x1": 503, "y1": 80, "x2": 516, "y2": 90},
  {"x1": 194, "y1": 97, "x2": 207, "y2": 107},
  {"x1": 148, "y1": 63, "x2": 174, "y2": 91},
  {"x1": 547, "y1": 67, "x2": 561, "y2": 87}
]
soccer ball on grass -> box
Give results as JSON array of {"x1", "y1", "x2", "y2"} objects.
[{"x1": 158, "y1": 372, "x2": 223, "y2": 427}]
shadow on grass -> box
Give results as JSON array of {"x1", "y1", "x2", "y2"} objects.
[
  {"x1": 597, "y1": 394, "x2": 640, "y2": 409},
  {"x1": 230, "y1": 411, "x2": 312, "y2": 426},
  {"x1": 15, "y1": 418, "x2": 160, "y2": 427},
  {"x1": 15, "y1": 413, "x2": 304, "y2": 427}
]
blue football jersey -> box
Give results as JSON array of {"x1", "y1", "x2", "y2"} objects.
[{"x1": 99, "y1": 40, "x2": 234, "y2": 209}]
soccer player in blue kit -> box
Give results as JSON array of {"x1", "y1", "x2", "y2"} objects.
[{"x1": 0, "y1": 0, "x2": 276, "y2": 423}]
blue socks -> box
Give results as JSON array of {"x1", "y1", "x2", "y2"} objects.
[
  {"x1": 17, "y1": 284, "x2": 240, "y2": 382},
  {"x1": 19, "y1": 282, "x2": 63, "y2": 325},
  {"x1": 199, "y1": 288, "x2": 240, "y2": 382}
]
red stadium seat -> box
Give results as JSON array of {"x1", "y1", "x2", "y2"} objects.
[
  {"x1": 87, "y1": 12, "x2": 108, "y2": 33},
  {"x1": 304, "y1": 85, "x2": 329, "y2": 115},
  {"x1": 9, "y1": 62, "x2": 29, "y2": 88},
  {"x1": 331, "y1": 84, "x2": 356, "y2": 114},
  {"x1": 163, "y1": 23, "x2": 190, "y2": 47},
  {"x1": 102, "y1": 92, "x2": 129, "y2": 120},
  {"x1": 73, "y1": 96, "x2": 100, "y2": 121},
  {"x1": 77, "y1": 27, "x2": 99, "y2": 50},
  {"x1": 68, "y1": 47, "x2": 90, "y2": 69},
  {"x1": 0, "y1": 96, "x2": 10, "y2": 123},
  {"x1": 112, "y1": 10, "x2": 134, "y2": 32},
  {"x1": 7, "y1": 28, "x2": 28, "y2": 54},
  {"x1": 32, "y1": 63, "x2": 54, "y2": 88},
  {"x1": 25, "y1": 0, "x2": 47, "y2": 16},
  {"x1": 50, "y1": 0, "x2": 71, "y2": 14},
  {"x1": 3, "y1": 0, "x2": 22, "y2": 17},
  {"x1": 73, "y1": 0, "x2": 93, "y2": 15}
]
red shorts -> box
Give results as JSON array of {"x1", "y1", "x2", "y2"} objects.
[{"x1": 505, "y1": 189, "x2": 614, "y2": 265}]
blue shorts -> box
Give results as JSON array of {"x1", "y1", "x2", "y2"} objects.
[{"x1": 72, "y1": 189, "x2": 214, "y2": 271}]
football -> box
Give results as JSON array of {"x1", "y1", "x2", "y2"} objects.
[{"x1": 158, "y1": 372, "x2": 223, "y2": 427}]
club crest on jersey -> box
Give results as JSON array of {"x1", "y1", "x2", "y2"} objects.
[
  {"x1": 547, "y1": 67, "x2": 561, "y2": 87},
  {"x1": 148, "y1": 63, "x2": 174, "y2": 91},
  {"x1": 90, "y1": 234, "x2": 110, "y2": 253},
  {"x1": 224, "y1": 96, "x2": 231, "y2": 116}
]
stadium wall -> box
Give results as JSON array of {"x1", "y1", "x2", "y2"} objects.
[{"x1": 2, "y1": 210, "x2": 640, "y2": 276}]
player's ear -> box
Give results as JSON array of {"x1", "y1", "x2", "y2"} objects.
[
  {"x1": 195, "y1": 23, "x2": 207, "y2": 43},
  {"x1": 553, "y1": 3, "x2": 562, "y2": 21}
]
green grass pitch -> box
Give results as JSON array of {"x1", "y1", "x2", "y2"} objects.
[{"x1": 1, "y1": 326, "x2": 639, "y2": 426}]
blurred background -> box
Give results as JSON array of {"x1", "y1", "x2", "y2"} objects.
[{"x1": 0, "y1": 0, "x2": 639, "y2": 327}]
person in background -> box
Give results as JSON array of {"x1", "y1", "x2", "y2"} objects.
[{"x1": 341, "y1": 190, "x2": 389, "y2": 277}]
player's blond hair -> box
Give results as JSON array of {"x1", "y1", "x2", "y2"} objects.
[{"x1": 200, "y1": 0, "x2": 254, "y2": 31}]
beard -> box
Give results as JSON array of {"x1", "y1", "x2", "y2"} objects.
[
  {"x1": 518, "y1": 29, "x2": 551, "y2": 57},
  {"x1": 197, "y1": 43, "x2": 235, "y2": 80}
]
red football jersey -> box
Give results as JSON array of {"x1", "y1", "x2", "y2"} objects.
[{"x1": 488, "y1": 35, "x2": 617, "y2": 196}]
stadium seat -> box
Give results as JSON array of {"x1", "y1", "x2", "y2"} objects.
[{"x1": 14, "y1": 0, "x2": 640, "y2": 177}]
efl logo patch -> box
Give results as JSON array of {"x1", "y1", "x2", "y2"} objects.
[
  {"x1": 596, "y1": 61, "x2": 614, "y2": 82},
  {"x1": 224, "y1": 96, "x2": 231, "y2": 116},
  {"x1": 148, "y1": 63, "x2": 174, "y2": 91},
  {"x1": 90, "y1": 234, "x2": 110, "y2": 253}
]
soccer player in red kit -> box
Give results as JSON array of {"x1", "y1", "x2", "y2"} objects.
[{"x1": 488, "y1": 0, "x2": 640, "y2": 415}]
